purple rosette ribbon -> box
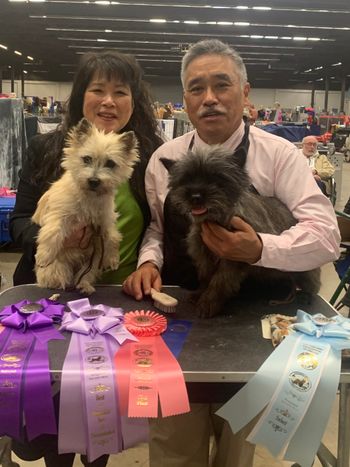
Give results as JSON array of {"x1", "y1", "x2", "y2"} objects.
[
  {"x1": 0, "y1": 298, "x2": 65, "y2": 440},
  {"x1": 58, "y1": 298, "x2": 137, "y2": 462}
]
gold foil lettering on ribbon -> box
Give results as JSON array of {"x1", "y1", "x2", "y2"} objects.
[
  {"x1": 90, "y1": 383, "x2": 111, "y2": 394},
  {"x1": 0, "y1": 380, "x2": 16, "y2": 388},
  {"x1": 136, "y1": 395, "x2": 149, "y2": 406},
  {"x1": 0, "y1": 355, "x2": 21, "y2": 363}
]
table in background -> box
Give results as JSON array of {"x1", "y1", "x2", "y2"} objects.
[{"x1": 0, "y1": 285, "x2": 349, "y2": 466}]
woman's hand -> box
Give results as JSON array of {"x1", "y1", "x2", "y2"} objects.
[
  {"x1": 123, "y1": 262, "x2": 162, "y2": 300},
  {"x1": 201, "y1": 216, "x2": 263, "y2": 264}
]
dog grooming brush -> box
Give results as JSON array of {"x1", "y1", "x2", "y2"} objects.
[{"x1": 150, "y1": 288, "x2": 178, "y2": 314}]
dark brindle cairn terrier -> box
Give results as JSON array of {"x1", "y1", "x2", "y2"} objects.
[{"x1": 162, "y1": 147, "x2": 321, "y2": 318}]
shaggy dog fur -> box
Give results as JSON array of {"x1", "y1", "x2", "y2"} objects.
[
  {"x1": 32, "y1": 118, "x2": 139, "y2": 294},
  {"x1": 162, "y1": 146, "x2": 321, "y2": 318}
]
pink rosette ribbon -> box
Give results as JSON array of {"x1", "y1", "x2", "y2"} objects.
[
  {"x1": 58, "y1": 298, "x2": 137, "y2": 462},
  {"x1": 115, "y1": 310, "x2": 190, "y2": 418},
  {"x1": 0, "y1": 298, "x2": 65, "y2": 440}
]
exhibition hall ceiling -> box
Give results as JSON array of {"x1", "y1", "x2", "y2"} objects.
[{"x1": 1, "y1": 0, "x2": 350, "y2": 89}]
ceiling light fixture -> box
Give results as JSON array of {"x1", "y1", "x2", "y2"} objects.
[
  {"x1": 14, "y1": 50, "x2": 22, "y2": 56},
  {"x1": 149, "y1": 19, "x2": 167, "y2": 23},
  {"x1": 0, "y1": 44, "x2": 8, "y2": 50},
  {"x1": 234, "y1": 22, "x2": 250, "y2": 26},
  {"x1": 27, "y1": 55, "x2": 34, "y2": 60}
]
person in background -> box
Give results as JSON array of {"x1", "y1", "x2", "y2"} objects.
[
  {"x1": 123, "y1": 39, "x2": 340, "y2": 467},
  {"x1": 273, "y1": 101, "x2": 283, "y2": 123},
  {"x1": 300, "y1": 135, "x2": 335, "y2": 196},
  {"x1": 243, "y1": 97, "x2": 258, "y2": 124},
  {"x1": 343, "y1": 133, "x2": 350, "y2": 162},
  {"x1": 10, "y1": 49, "x2": 162, "y2": 467}
]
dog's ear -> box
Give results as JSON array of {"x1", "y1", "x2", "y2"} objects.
[
  {"x1": 75, "y1": 118, "x2": 93, "y2": 136},
  {"x1": 66, "y1": 118, "x2": 92, "y2": 147},
  {"x1": 160, "y1": 157, "x2": 176, "y2": 173},
  {"x1": 119, "y1": 131, "x2": 138, "y2": 152}
]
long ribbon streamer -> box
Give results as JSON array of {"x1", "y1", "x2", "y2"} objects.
[
  {"x1": 0, "y1": 299, "x2": 64, "y2": 440},
  {"x1": 216, "y1": 310, "x2": 350, "y2": 466},
  {"x1": 115, "y1": 310, "x2": 190, "y2": 418},
  {"x1": 58, "y1": 298, "x2": 137, "y2": 462}
]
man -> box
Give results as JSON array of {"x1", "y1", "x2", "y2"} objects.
[
  {"x1": 123, "y1": 39, "x2": 340, "y2": 467},
  {"x1": 300, "y1": 135, "x2": 335, "y2": 196}
]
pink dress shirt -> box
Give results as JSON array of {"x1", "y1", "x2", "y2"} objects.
[{"x1": 138, "y1": 121, "x2": 340, "y2": 273}]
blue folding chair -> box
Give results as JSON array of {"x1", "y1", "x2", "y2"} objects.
[{"x1": 329, "y1": 211, "x2": 350, "y2": 311}]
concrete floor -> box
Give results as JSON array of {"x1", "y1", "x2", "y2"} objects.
[{"x1": 0, "y1": 158, "x2": 349, "y2": 466}]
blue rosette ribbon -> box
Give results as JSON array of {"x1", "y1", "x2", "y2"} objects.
[
  {"x1": 58, "y1": 298, "x2": 138, "y2": 463},
  {"x1": 0, "y1": 298, "x2": 65, "y2": 440},
  {"x1": 216, "y1": 309, "x2": 350, "y2": 467}
]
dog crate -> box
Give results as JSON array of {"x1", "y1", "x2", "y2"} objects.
[{"x1": 0, "y1": 196, "x2": 16, "y2": 242}]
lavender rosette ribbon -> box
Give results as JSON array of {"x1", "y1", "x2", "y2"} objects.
[
  {"x1": 0, "y1": 298, "x2": 65, "y2": 440},
  {"x1": 58, "y1": 298, "x2": 137, "y2": 462}
]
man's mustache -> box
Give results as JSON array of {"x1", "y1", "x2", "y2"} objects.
[{"x1": 198, "y1": 108, "x2": 226, "y2": 118}]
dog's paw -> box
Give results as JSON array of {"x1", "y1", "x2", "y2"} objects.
[
  {"x1": 187, "y1": 290, "x2": 202, "y2": 305},
  {"x1": 105, "y1": 257, "x2": 119, "y2": 271},
  {"x1": 36, "y1": 263, "x2": 70, "y2": 290},
  {"x1": 196, "y1": 296, "x2": 222, "y2": 319},
  {"x1": 76, "y1": 281, "x2": 96, "y2": 295}
]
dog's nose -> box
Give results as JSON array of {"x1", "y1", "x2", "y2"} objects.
[
  {"x1": 88, "y1": 177, "x2": 101, "y2": 190},
  {"x1": 190, "y1": 193, "x2": 203, "y2": 205}
]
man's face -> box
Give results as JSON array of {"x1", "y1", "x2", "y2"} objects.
[
  {"x1": 183, "y1": 54, "x2": 250, "y2": 145},
  {"x1": 302, "y1": 140, "x2": 317, "y2": 157}
]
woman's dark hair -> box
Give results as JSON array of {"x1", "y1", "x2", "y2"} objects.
[{"x1": 33, "y1": 50, "x2": 161, "y2": 183}]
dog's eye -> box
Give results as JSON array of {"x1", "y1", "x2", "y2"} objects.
[
  {"x1": 82, "y1": 156, "x2": 92, "y2": 165},
  {"x1": 105, "y1": 159, "x2": 117, "y2": 169}
]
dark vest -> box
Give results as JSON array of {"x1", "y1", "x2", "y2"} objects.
[{"x1": 161, "y1": 124, "x2": 251, "y2": 289}]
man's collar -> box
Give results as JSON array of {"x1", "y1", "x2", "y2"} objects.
[{"x1": 193, "y1": 121, "x2": 245, "y2": 151}]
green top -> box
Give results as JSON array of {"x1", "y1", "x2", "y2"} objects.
[{"x1": 100, "y1": 181, "x2": 144, "y2": 284}]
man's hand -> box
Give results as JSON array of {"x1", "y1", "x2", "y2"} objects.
[
  {"x1": 201, "y1": 216, "x2": 263, "y2": 264},
  {"x1": 123, "y1": 262, "x2": 162, "y2": 300}
]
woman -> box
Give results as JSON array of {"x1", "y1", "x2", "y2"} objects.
[{"x1": 10, "y1": 50, "x2": 163, "y2": 467}]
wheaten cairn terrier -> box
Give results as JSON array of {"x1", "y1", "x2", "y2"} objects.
[
  {"x1": 32, "y1": 118, "x2": 139, "y2": 294},
  {"x1": 163, "y1": 146, "x2": 320, "y2": 318}
]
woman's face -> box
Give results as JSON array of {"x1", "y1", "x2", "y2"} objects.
[{"x1": 83, "y1": 73, "x2": 134, "y2": 133}]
